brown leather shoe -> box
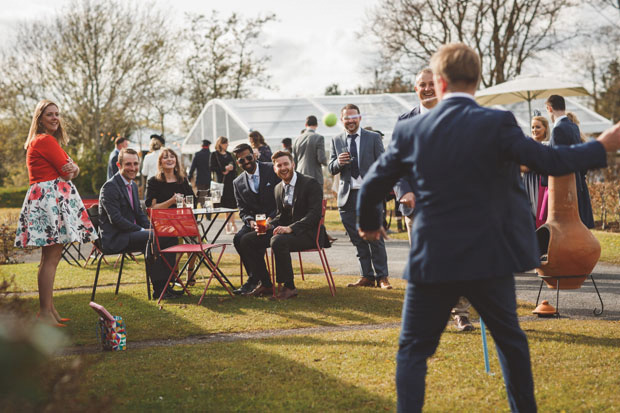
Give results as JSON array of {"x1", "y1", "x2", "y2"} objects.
[
  {"x1": 454, "y1": 315, "x2": 474, "y2": 332},
  {"x1": 347, "y1": 277, "x2": 376, "y2": 287},
  {"x1": 271, "y1": 287, "x2": 298, "y2": 300},
  {"x1": 249, "y1": 285, "x2": 273, "y2": 297},
  {"x1": 377, "y1": 277, "x2": 392, "y2": 290}
]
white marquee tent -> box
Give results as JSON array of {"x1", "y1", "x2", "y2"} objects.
[{"x1": 182, "y1": 93, "x2": 613, "y2": 155}]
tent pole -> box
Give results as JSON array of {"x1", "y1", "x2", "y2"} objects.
[{"x1": 528, "y1": 91, "x2": 533, "y2": 124}]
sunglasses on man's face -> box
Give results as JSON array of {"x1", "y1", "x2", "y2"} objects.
[{"x1": 237, "y1": 154, "x2": 254, "y2": 164}]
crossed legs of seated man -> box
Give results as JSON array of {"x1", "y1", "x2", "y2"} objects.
[{"x1": 239, "y1": 229, "x2": 315, "y2": 299}]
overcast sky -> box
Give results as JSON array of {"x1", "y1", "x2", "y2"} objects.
[{"x1": 0, "y1": 0, "x2": 382, "y2": 98}]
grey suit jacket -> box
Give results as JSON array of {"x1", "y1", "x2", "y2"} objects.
[
  {"x1": 293, "y1": 130, "x2": 327, "y2": 184},
  {"x1": 328, "y1": 128, "x2": 384, "y2": 208}
]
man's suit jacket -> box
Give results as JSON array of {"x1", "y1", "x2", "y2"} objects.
[
  {"x1": 358, "y1": 96, "x2": 607, "y2": 283},
  {"x1": 271, "y1": 173, "x2": 323, "y2": 239},
  {"x1": 233, "y1": 161, "x2": 281, "y2": 227},
  {"x1": 394, "y1": 105, "x2": 422, "y2": 216},
  {"x1": 189, "y1": 148, "x2": 211, "y2": 187},
  {"x1": 99, "y1": 173, "x2": 150, "y2": 254},
  {"x1": 397, "y1": 105, "x2": 421, "y2": 122},
  {"x1": 328, "y1": 128, "x2": 384, "y2": 208},
  {"x1": 107, "y1": 148, "x2": 119, "y2": 180},
  {"x1": 550, "y1": 117, "x2": 584, "y2": 190},
  {"x1": 293, "y1": 129, "x2": 327, "y2": 184}
]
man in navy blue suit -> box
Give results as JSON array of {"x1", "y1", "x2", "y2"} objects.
[
  {"x1": 357, "y1": 43, "x2": 620, "y2": 412},
  {"x1": 394, "y1": 68, "x2": 474, "y2": 332},
  {"x1": 546, "y1": 94, "x2": 595, "y2": 228}
]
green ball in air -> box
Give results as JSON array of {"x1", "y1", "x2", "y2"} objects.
[{"x1": 323, "y1": 113, "x2": 338, "y2": 127}]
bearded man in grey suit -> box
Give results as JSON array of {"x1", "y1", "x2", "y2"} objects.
[
  {"x1": 328, "y1": 104, "x2": 391, "y2": 289},
  {"x1": 293, "y1": 115, "x2": 327, "y2": 184}
]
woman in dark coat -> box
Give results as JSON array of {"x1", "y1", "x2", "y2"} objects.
[
  {"x1": 249, "y1": 130, "x2": 273, "y2": 162},
  {"x1": 210, "y1": 136, "x2": 238, "y2": 233}
]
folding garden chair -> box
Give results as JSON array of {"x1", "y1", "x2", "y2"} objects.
[
  {"x1": 269, "y1": 199, "x2": 336, "y2": 296},
  {"x1": 149, "y1": 207, "x2": 233, "y2": 305}
]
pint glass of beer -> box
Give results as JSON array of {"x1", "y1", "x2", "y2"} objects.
[{"x1": 255, "y1": 214, "x2": 267, "y2": 235}]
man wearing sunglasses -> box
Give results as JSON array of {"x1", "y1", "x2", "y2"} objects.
[
  {"x1": 231, "y1": 143, "x2": 281, "y2": 295},
  {"x1": 328, "y1": 103, "x2": 391, "y2": 289}
]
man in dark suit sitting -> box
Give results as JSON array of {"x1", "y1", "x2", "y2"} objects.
[
  {"x1": 239, "y1": 150, "x2": 323, "y2": 300},
  {"x1": 358, "y1": 43, "x2": 620, "y2": 412},
  {"x1": 99, "y1": 148, "x2": 177, "y2": 300},
  {"x1": 231, "y1": 143, "x2": 281, "y2": 295}
]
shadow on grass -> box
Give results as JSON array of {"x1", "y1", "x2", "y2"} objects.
[
  {"x1": 79, "y1": 334, "x2": 396, "y2": 412},
  {"x1": 19, "y1": 276, "x2": 405, "y2": 347},
  {"x1": 523, "y1": 326, "x2": 620, "y2": 348}
]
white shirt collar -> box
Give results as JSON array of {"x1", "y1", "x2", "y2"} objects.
[
  {"x1": 245, "y1": 166, "x2": 260, "y2": 179},
  {"x1": 345, "y1": 128, "x2": 360, "y2": 137},
  {"x1": 119, "y1": 174, "x2": 132, "y2": 186},
  {"x1": 442, "y1": 92, "x2": 476, "y2": 101},
  {"x1": 285, "y1": 172, "x2": 298, "y2": 187},
  {"x1": 419, "y1": 104, "x2": 430, "y2": 114},
  {"x1": 554, "y1": 115, "x2": 567, "y2": 127}
]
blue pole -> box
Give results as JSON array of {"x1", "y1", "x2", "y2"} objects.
[{"x1": 480, "y1": 318, "x2": 491, "y2": 374}]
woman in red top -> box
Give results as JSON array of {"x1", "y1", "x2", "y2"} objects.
[{"x1": 15, "y1": 100, "x2": 97, "y2": 326}]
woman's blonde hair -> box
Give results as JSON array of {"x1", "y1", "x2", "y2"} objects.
[
  {"x1": 248, "y1": 131, "x2": 266, "y2": 148},
  {"x1": 24, "y1": 99, "x2": 69, "y2": 149},
  {"x1": 155, "y1": 148, "x2": 186, "y2": 183},
  {"x1": 566, "y1": 111, "x2": 586, "y2": 142},
  {"x1": 215, "y1": 136, "x2": 229, "y2": 152},
  {"x1": 531, "y1": 116, "x2": 550, "y2": 142}
]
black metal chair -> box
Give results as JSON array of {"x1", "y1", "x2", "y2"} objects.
[{"x1": 88, "y1": 206, "x2": 150, "y2": 301}]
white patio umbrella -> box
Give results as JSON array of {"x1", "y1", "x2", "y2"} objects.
[{"x1": 475, "y1": 76, "x2": 589, "y2": 121}]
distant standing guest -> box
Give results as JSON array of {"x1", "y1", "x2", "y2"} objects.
[
  {"x1": 521, "y1": 116, "x2": 550, "y2": 228},
  {"x1": 141, "y1": 134, "x2": 165, "y2": 181},
  {"x1": 210, "y1": 136, "x2": 238, "y2": 234},
  {"x1": 281, "y1": 138, "x2": 293, "y2": 153},
  {"x1": 189, "y1": 139, "x2": 212, "y2": 191},
  {"x1": 15, "y1": 99, "x2": 97, "y2": 326},
  {"x1": 546, "y1": 95, "x2": 595, "y2": 228},
  {"x1": 566, "y1": 110, "x2": 595, "y2": 228},
  {"x1": 107, "y1": 136, "x2": 129, "y2": 179},
  {"x1": 293, "y1": 115, "x2": 327, "y2": 184},
  {"x1": 249, "y1": 130, "x2": 273, "y2": 162}
]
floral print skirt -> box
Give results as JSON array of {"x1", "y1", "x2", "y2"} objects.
[{"x1": 14, "y1": 178, "x2": 98, "y2": 248}]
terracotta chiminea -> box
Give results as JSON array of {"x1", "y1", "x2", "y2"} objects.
[{"x1": 535, "y1": 174, "x2": 600, "y2": 289}]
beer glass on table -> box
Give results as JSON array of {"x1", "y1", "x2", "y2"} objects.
[
  {"x1": 185, "y1": 195, "x2": 194, "y2": 209},
  {"x1": 175, "y1": 194, "x2": 184, "y2": 209},
  {"x1": 255, "y1": 214, "x2": 267, "y2": 235}
]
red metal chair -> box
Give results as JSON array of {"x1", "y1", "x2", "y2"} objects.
[
  {"x1": 269, "y1": 200, "x2": 336, "y2": 297},
  {"x1": 149, "y1": 208, "x2": 233, "y2": 305}
]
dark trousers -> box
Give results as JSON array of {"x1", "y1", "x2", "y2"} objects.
[
  {"x1": 396, "y1": 277, "x2": 536, "y2": 413},
  {"x1": 132, "y1": 231, "x2": 177, "y2": 296},
  {"x1": 238, "y1": 229, "x2": 315, "y2": 289},
  {"x1": 340, "y1": 189, "x2": 388, "y2": 279},
  {"x1": 234, "y1": 224, "x2": 255, "y2": 284}
]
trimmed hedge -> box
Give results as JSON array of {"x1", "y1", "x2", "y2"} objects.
[{"x1": 0, "y1": 187, "x2": 28, "y2": 208}]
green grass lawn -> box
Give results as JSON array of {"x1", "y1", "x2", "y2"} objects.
[
  {"x1": 53, "y1": 320, "x2": 620, "y2": 412},
  {"x1": 3, "y1": 208, "x2": 620, "y2": 411}
]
